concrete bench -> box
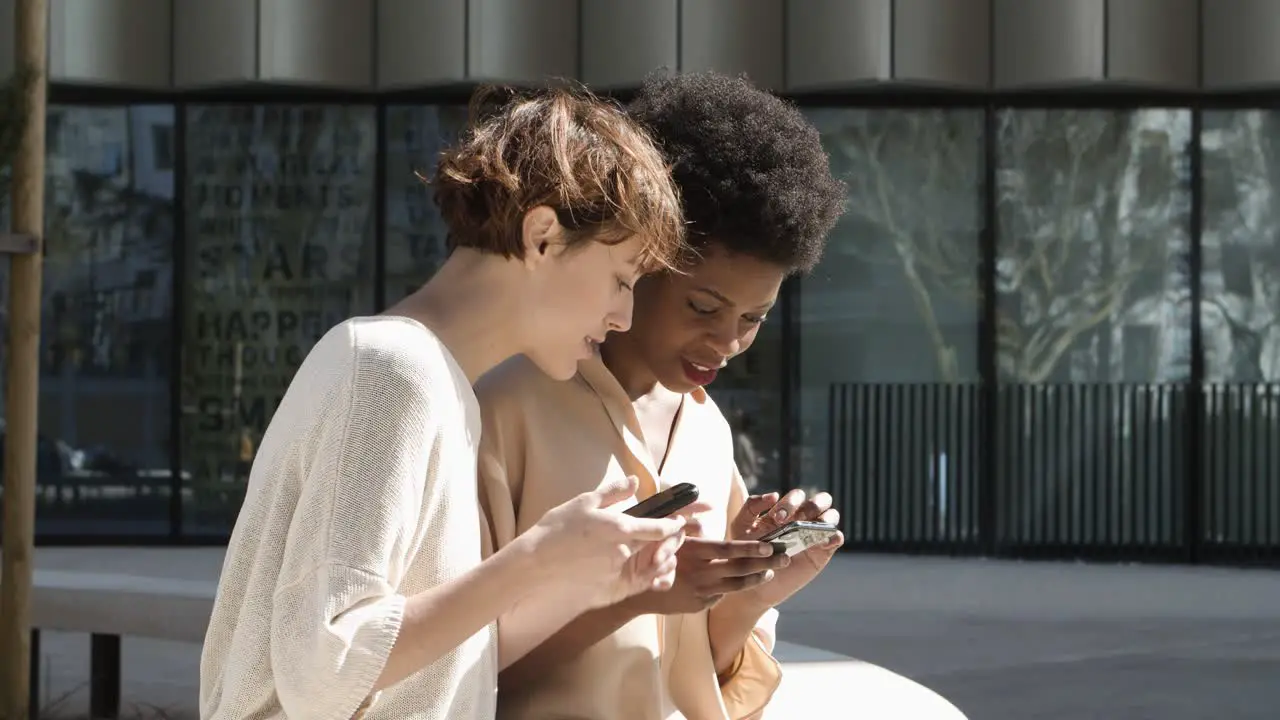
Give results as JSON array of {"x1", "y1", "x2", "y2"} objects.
[
  {"x1": 771, "y1": 642, "x2": 967, "y2": 718},
  {"x1": 29, "y1": 569, "x2": 218, "y2": 719},
  {"x1": 26, "y1": 569, "x2": 964, "y2": 719}
]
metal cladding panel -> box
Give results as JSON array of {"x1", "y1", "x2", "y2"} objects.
[
  {"x1": 682, "y1": 0, "x2": 784, "y2": 91},
  {"x1": 1106, "y1": 0, "x2": 1198, "y2": 88},
  {"x1": 377, "y1": 0, "x2": 467, "y2": 88},
  {"x1": 49, "y1": 0, "x2": 172, "y2": 87},
  {"x1": 786, "y1": 0, "x2": 891, "y2": 91},
  {"x1": 993, "y1": 0, "x2": 1105, "y2": 88},
  {"x1": 894, "y1": 0, "x2": 990, "y2": 88},
  {"x1": 173, "y1": 0, "x2": 258, "y2": 88},
  {"x1": 581, "y1": 0, "x2": 678, "y2": 89},
  {"x1": 1203, "y1": 0, "x2": 1280, "y2": 90},
  {"x1": 467, "y1": 0, "x2": 579, "y2": 85},
  {"x1": 258, "y1": 0, "x2": 373, "y2": 87}
]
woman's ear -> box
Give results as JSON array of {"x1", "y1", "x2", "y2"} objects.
[{"x1": 520, "y1": 206, "x2": 562, "y2": 265}]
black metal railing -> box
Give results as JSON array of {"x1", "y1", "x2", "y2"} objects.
[
  {"x1": 827, "y1": 383, "x2": 983, "y2": 553},
  {"x1": 827, "y1": 382, "x2": 1280, "y2": 565}
]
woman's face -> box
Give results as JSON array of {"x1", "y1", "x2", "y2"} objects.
[
  {"x1": 626, "y1": 244, "x2": 787, "y2": 393},
  {"x1": 522, "y1": 210, "x2": 646, "y2": 381}
]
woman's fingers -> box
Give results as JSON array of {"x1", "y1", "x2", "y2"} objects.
[
  {"x1": 767, "y1": 489, "x2": 807, "y2": 524},
  {"x1": 649, "y1": 555, "x2": 679, "y2": 591},
  {"x1": 741, "y1": 493, "x2": 780, "y2": 518},
  {"x1": 794, "y1": 491, "x2": 833, "y2": 522},
  {"x1": 616, "y1": 513, "x2": 687, "y2": 542},
  {"x1": 681, "y1": 538, "x2": 774, "y2": 560}
]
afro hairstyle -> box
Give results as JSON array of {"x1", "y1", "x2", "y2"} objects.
[{"x1": 628, "y1": 70, "x2": 846, "y2": 273}]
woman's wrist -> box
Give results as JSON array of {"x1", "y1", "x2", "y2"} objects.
[
  {"x1": 493, "y1": 531, "x2": 544, "y2": 596},
  {"x1": 707, "y1": 595, "x2": 769, "y2": 675},
  {"x1": 611, "y1": 592, "x2": 653, "y2": 619},
  {"x1": 713, "y1": 588, "x2": 771, "y2": 621}
]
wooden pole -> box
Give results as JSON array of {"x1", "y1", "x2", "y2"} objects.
[{"x1": 0, "y1": 0, "x2": 47, "y2": 717}]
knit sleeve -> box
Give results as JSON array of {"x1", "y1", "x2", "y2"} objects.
[{"x1": 267, "y1": 330, "x2": 443, "y2": 719}]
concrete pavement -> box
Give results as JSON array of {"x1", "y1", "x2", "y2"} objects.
[
  {"x1": 777, "y1": 554, "x2": 1280, "y2": 720},
  {"x1": 18, "y1": 547, "x2": 1280, "y2": 719}
]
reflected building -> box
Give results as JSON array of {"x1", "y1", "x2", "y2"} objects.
[{"x1": 1201, "y1": 113, "x2": 1280, "y2": 384}]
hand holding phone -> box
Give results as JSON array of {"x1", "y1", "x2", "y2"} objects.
[
  {"x1": 630, "y1": 536, "x2": 789, "y2": 615},
  {"x1": 524, "y1": 474, "x2": 687, "y2": 610}
]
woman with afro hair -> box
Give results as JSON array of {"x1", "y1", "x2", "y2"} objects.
[{"x1": 475, "y1": 70, "x2": 847, "y2": 720}]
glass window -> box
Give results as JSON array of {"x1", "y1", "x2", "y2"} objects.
[
  {"x1": 1201, "y1": 111, "x2": 1280, "y2": 384},
  {"x1": 799, "y1": 109, "x2": 984, "y2": 544},
  {"x1": 996, "y1": 110, "x2": 1193, "y2": 384},
  {"x1": 1200, "y1": 110, "x2": 1280, "y2": 548},
  {"x1": 181, "y1": 105, "x2": 376, "y2": 534},
  {"x1": 383, "y1": 105, "x2": 468, "y2": 304},
  {"x1": 1, "y1": 105, "x2": 176, "y2": 538},
  {"x1": 995, "y1": 109, "x2": 1193, "y2": 548}
]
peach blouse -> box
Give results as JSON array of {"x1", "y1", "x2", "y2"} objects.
[{"x1": 476, "y1": 355, "x2": 782, "y2": 720}]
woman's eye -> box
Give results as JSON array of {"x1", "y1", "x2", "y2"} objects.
[
  {"x1": 687, "y1": 300, "x2": 717, "y2": 315},
  {"x1": 617, "y1": 277, "x2": 633, "y2": 292},
  {"x1": 744, "y1": 314, "x2": 766, "y2": 326}
]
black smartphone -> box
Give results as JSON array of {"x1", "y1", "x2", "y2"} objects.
[
  {"x1": 757, "y1": 520, "x2": 839, "y2": 556},
  {"x1": 623, "y1": 482, "x2": 700, "y2": 519}
]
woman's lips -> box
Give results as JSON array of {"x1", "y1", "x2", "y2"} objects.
[{"x1": 681, "y1": 358, "x2": 719, "y2": 385}]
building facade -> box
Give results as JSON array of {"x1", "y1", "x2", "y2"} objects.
[{"x1": 0, "y1": 0, "x2": 1277, "y2": 564}]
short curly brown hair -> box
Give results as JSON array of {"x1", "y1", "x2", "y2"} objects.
[{"x1": 431, "y1": 85, "x2": 686, "y2": 274}]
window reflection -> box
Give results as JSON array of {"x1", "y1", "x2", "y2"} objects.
[
  {"x1": 1, "y1": 100, "x2": 1264, "y2": 549},
  {"x1": 181, "y1": 105, "x2": 376, "y2": 534},
  {"x1": 798, "y1": 109, "x2": 983, "y2": 537},
  {"x1": 1, "y1": 106, "x2": 175, "y2": 537},
  {"x1": 383, "y1": 105, "x2": 468, "y2": 303},
  {"x1": 1201, "y1": 111, "x2": 1280, "y2": 383},
  {"x1": 996, "y1": 110, "x2": 1193, "y2": 385}
]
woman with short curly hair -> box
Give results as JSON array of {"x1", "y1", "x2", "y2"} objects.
[{"x1": 199, "y1": 85, "x2": 691, "y2": 720}]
